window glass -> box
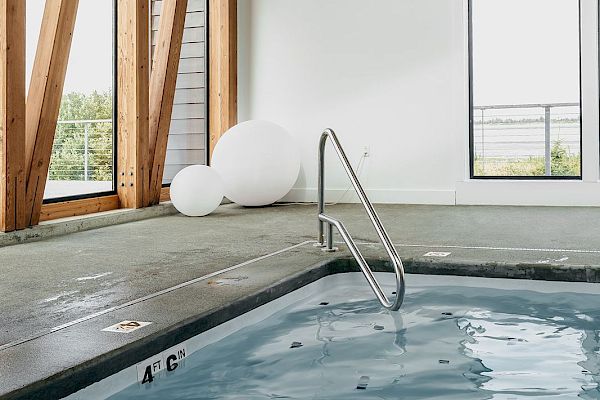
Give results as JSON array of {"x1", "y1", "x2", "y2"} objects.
[
  {"x1": 470, "y1": 0, "x2": 581, "y2": 178},
  {"x1": 27, "y1": 1, "x2": 115, "y2": 200}
]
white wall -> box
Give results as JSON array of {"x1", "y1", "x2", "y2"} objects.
[{"x1": 238, "y1": 0, "x2": 600, "y2": 206}]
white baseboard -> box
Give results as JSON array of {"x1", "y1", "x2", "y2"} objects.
[
  {"x1": 280, "y1": 182, "x2": 600, "y2": 207},
  {"x1": 456, "y1": 180, "x2": 600, "y2": 207},
  {"x1": 280, "y1": 188, "x2": 456, "y2": 205}
]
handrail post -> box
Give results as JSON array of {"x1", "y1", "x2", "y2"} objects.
[
  {"x1": 84, "y1": 122, "x2": 90, "y2": 181},
  {"x1": 544, "y1": 106, "x2": 551, "y2": 176},
  {"x1": 326, "y1": 223, "x2": 334, "y2": 251},
  {"x1": 480, "y1": 108, "x2": 485, "y2": 174},
  {"x1": 317, "y1": 133, "x2": 326, "y2": 246}
]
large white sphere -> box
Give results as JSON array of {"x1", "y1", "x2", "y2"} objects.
[
  {"x1": 170, "y1": 165, "x2": 224, "y2": 217},
  {"x1": 211, "y1": 120, "x2": 301, "y2": 206}
]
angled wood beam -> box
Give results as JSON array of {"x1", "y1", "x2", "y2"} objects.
[
  {"x1": 148, "y1": 0, "x2": 188, "y2": 205},
  {"x1": 24, "y1": 0, "x2": 79, "y2": 226},
  {"x1": 208, "y1": 0, "x2": 237, "y2": 160},
  {"x1": 0, "y1": 0, "x2": 26, "y2": 232},
  {"x1": 117, "y1": 0, "x2": 150, "y2": 208}
]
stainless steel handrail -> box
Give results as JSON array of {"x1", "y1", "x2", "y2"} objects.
[{"x1": 317, "y1": 128, "x2": 406, "y2": 311}]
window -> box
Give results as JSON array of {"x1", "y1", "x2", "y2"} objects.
[
  {"x1": 27, "y1": 0, "x2": 116, "y2": 200},
  {"x1": 469, "y1": 0, "x2": 581, "y2": 178}
]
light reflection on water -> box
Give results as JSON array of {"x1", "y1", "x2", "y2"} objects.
[
  {"x1": 109, "y1": 286, "x2": 600, "y2": 400},
  {"x1": 459, "y1": 310, "x2": 592, "y2": 397}
]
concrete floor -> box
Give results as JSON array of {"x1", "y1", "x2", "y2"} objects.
[
  {"x1": 3, "y1": 203, "x2": 600, "y2": 346},
  {"x1": 2, "y1": 203, "x2": 600, "y2": 398}
]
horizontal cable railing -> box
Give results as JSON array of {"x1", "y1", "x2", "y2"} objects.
[
  {"x1": 49, "y1": 119, "x2": 113, "y2": 182},
  {"x1": 472, "y1": 103, "x2": 580, "y2": 176}
]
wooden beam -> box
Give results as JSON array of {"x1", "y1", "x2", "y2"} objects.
[
  {"x1": 117, "y1": 0, "x2": 150, "y2": 209},
  {"x1": 208, "y1": 0, "x2": 237, "y2": 159},
  {"x1": 160, "y1": 186, "x2": 170, "y2": 203},
  {"x1": 0, "y1": 0, "x2": 26, "y2": 232},
  {"x1": 24, "y1": 0, "x2": 79, "y2": 226},
  {"x1": 148, "y1": 0, "x2": 188, "y2": 205},
  {"x1": 39, "y1": 195, "x2": 120, "y2": 222}
]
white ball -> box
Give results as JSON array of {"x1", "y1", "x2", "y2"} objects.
[
  {"x1": 170, "y1": 165, "x2": 224, "y2": 217},
  {"x1": 211, "y1": 120, "x2": 301, "y2": 206}
]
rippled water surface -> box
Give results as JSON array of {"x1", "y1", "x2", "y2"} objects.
[{"x1": 110, "y1": 278, "x2": 600, "y2": 399}]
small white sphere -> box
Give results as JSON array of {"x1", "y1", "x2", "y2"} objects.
[
  {"x1": 170, "y1": 165, "x2": 224, "y2": 217},
  {"x1": 211, "y1": 120, "x2": 301, "y2": 206}
]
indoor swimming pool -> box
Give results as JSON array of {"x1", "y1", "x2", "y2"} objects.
[{"x1": 70, "y1": 273, "x2": 600, "y2": 399}]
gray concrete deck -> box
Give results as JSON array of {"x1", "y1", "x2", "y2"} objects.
[{"x1": 2, "y1": 203, "x2": 600, "y2": 398}]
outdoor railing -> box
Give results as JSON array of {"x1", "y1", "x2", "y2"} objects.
[
  {"x1": 50, "y1": 119, "x2": 113, "y2": 181},
  {"x1": 50, "y1": 107, "x2": 581, "y2": 181},
  {"x1": 473, "y1": 103, "x2": 580, "y2": 176}
]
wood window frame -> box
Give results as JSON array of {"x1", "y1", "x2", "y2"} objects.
[{"x1": 2, "y1": 0, "x2": 238, "y2": 229}]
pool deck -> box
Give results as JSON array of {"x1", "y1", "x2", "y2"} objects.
[{"x1": 2, "y1": 203, "x2": 600, "y2": 399}]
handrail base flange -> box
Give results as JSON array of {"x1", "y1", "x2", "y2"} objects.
[{"x1": 321, "y1": 247, "x2": 339, "y2": 253}]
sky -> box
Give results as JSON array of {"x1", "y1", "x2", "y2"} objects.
[
  {"x1": 472, "y1": 0, "x2": 581, "y2": 106},
  {"x1": 26, "y1": 0, "x2": 114, "y2": 95},
  {"x1": 24, "y1": 0, "x2": 580, "y2": 105}
]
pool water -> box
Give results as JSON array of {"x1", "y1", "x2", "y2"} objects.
[{"x1": 102, "y1": 274, "x2": 600, "y2": 399}]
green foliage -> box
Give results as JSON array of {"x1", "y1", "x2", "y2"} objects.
[
  {"x1": 58, "y1": 91, "x2": 112, "y2": 122},
  {"x1": 474, "y1": 141, "x2": 581, "y2": 177},
  {"x1": 50, "y1": 91, "x2": 113, "y2": 181},
  {"x1": 550, "y1": 140, "x2": 580, "y2": 176}
]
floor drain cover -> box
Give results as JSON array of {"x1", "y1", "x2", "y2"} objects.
[
  {"x1": 356, "y1": 376, "x2": 370, "y2": 390},
  {"x1": 424, "y1": 252, "x2": 452, "y2": 257},
  {"x1": 290, "y1": 342, "x2": 303, "y2": 349}
]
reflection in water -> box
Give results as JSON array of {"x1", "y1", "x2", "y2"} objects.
[
  {"x1": 458, "y1": 310, "x2": 597, "y2": 398},
  {"x1": 109, "y1": 286, "x2": 600, "y2": 400}
]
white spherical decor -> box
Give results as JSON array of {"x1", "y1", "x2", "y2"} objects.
[
  {"x1": 170, "y1": 165, "x2": 224, "y2": 217},
  {"x1": 211, "y1": 120, "x2": 301, "y2": 207}
]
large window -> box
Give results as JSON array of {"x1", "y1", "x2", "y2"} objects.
[
  {"x1": 27, "y1": 1, "x2": 116, "y2": 200},
  {"x1": 469, "y1": 0, "x2": 581, "y2": 178}
]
